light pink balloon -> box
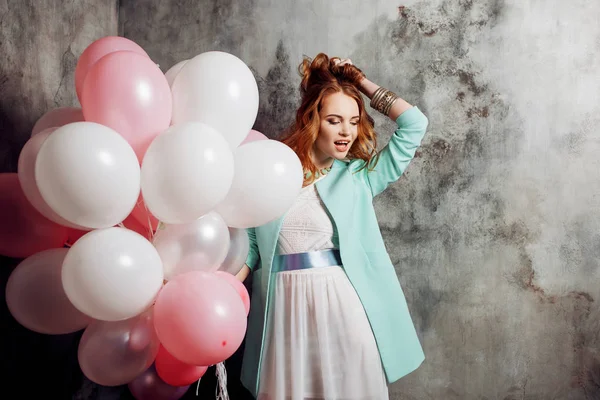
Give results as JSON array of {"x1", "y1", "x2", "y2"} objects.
[
  {"x1": 81, "y1": 51, "x2": 172, "y2": 162},
  {"x1": 5, "y1": 248, "x2": 92, "y2": 334},
  {"x1": 31, "y1": 108, "x2": 84, "y2": 137},
  {"x1": 153, "y1": 271, "x2": 247, "y2": 366},
  {"x1": 240, "y1": 129, "x2": 268, "y2": 146},
  {"x1": 214, "y1": 271, "x2": 250, "y2": 316},
  {"x1": 78, "y1": 309, "x2": 160, "y2": 386},
  {"x1": 75, "y1": 36, "x2": 149, "y2": 101},
  {"x1": 17, "y1": 128, "x2": 87, "y2": 229}
]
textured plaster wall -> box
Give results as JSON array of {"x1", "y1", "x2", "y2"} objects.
[{"x1": 1, "y1": 0, "x2": 599, "y2": 399}]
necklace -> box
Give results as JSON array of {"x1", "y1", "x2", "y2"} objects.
[{"x1": 304, "y1": 165, "x2": 332, "y2": 180}]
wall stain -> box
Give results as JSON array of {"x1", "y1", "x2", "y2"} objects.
[
  {"x1": 398, "y1": 5, "x2": 409, "y2": 19},
  {"x1": 252, "y1": 40, "x2": 298, "y2": 138},
  {"x1": 492, "y1": 219, "x2": 598, "y2": 396},
  {"x1": 467, "y1": 106, "x2": 490, "y2": 118},
  {"x1": 458, "y1": 69, "x2": 488, "y2": 96},
  {"x1": 429, "y1": 139, "x2": 452, "y2": 160}
]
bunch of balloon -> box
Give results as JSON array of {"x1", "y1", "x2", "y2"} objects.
[{"x1": 3, "y1": 36, "x2": 304, "y2": 400}]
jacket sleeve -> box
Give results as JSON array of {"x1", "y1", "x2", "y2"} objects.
[
  {"x1": 245, "y1": 227, "x2": 260, "y2": 270},
  {"x1": 354, "y1": 106, "x2": 428, "y2": 197}
]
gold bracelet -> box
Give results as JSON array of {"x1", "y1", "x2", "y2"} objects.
[
  {"x1": 370, "y1": 87, "x2": 399, "y2": 115},
  {"x1": 370, "y1": 87, "x2": 386, "y2": 111},
  {"x1": 383, "y1": 91, "x2": 398, "y2": 115}
]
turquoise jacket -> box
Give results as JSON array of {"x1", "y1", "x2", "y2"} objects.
[{"x1": 241, "y1": 106, "x2": 429, "y2": 397}]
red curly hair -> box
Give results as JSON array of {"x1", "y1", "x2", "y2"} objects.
[{"x1": 280, "y1": 53, "x2": 379, "y2": 186}]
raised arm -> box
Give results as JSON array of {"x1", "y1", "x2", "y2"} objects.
[
  {"x1": 358, "y1": 77, "x2": 414, "y2": 121},
  {"x1": 356, "y1": 77, "x2": 429, "y2": 197}
]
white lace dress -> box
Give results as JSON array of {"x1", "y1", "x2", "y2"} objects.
[{"x1": 258, "y1": 179, "x2": 389, "y2": 400}]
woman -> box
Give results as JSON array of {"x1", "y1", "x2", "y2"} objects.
[{"x1": 236, "y1": 53, "x2": 429, "y2": 400}]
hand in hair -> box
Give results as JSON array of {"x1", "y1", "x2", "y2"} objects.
[
  {"x1": 299, "y1": 53, "x2": 366, "y2": 94},
  {"x1": 331, "y1": 57, "x2": 354, "y2": 67}
]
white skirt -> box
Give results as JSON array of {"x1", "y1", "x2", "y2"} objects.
[{"x1": 258, "y1": 266, "x2": 389, "y2": 400}]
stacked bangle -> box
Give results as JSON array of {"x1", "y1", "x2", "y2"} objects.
[{"x1": 370, "y1": 87, "x2": 399, "y2": 116}]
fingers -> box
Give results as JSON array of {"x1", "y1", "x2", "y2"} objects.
[{"x1": 332, "y1": 57, "x2": 353, "y2": 66}]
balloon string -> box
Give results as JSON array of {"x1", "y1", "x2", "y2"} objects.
[
  {"x1": 196, "y1": 376, "x2": 202, "y2": 397},
  {"x1": 141, "y1": 200, "x2": 156, "y2": 241},
  {"x1": 215, "y1": 362, "x2": 229, "y2": 400}
]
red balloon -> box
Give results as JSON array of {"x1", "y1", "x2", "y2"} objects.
[
  {"x1": 130, "y1": 194, "x2": 160, "y2": 233},
  {"x1": 0, "y1": 173, "x2": 69, "y2": 258},
  {"x1": 153, "y1": 271, "x2": 247, "y2": 366},
  {"x1": 75, "y1": 36, "x2": 148, "y2": 101},
  {"x1": 80, "y1": 50, "x2": 172, "y2": 162},
  {"x1": 214, "y1": 271, "x2": 250, "y2": 316},
  {"x1": 65, "y1": 228, "x2": 90, "y2": 246},
  {"x1": 122, "y1": 213, "x2": 153, "y2": 240},
  {"x1": 128, "y1": 365, "x2": 189, "y2": 400},
  {"x1": 155, "y1": 345, "x2": 207, "y2": 386}
]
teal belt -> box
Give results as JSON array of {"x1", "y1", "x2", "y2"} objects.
[{"x1": 273, "y1": 249, "x2": 342, "y2": 273}]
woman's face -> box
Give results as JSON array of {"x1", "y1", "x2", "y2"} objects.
[{"x1": 312, "y1": 91, "x2": 360, "y2": 167}]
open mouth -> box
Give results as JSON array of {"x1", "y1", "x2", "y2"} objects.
[{"x1": 334, "y1": 140, "x2": 350, "y2": 152}]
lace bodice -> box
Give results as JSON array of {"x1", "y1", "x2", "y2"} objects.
[{"x1": 277, "y1": 182, "x2": 338, "y2": 255}]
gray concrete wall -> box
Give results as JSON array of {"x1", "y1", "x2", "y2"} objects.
[
  {"x1": 0, "y1": 0, "x2": 118, "y2": 172},
  {"x1": 2, "y1": 0, "x2": 599, "y2": 399},
  {"x1": 119, "y1": 0, "x2": 600, "y2": 399}
]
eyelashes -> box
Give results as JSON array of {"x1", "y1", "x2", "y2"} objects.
[{"x1": 327, "y1": 120, "x2": 359, "y2": 126}]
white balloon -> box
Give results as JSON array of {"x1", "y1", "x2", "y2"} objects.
[
  {"x1": 171, "y1": 51, "x2": 259, "y2": 148},
  {"x1": 17, "y1": 128, "x2": 86, "y2": 229},
  {"x1": 218, "y1": 227, "x2": 250, "y2": 275},
  {"x1": 62, "y1": 227, "x2": 164, "y2": 321},
  {"x1": 141, "y1": 122, "x2": 234, "y2": 224},
  {"x1": 35, "y1": 122, "x2": 141, "y2": 229},
  {"x1": 153, "y1": 211, "x2": 230, "y2": 280},
  {"x1": 216, "y1": 140, "x2": 304, "y2": 228},
  {"x1": 164, "y1": 59, "x2": 188, "y2": 88}
]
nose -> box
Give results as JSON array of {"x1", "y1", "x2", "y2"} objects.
[{"x1": 340, "y1": 122, "x2": 351, "y2": 136}]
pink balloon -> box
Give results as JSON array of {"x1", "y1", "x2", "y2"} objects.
[
  {"x1": 31, "y1": 108, "x2": 84, "y2": 136},
  {"x1": 5, "y1": 248, "x2": 92, "y2": 334},
  {"x1": 214, "y1": 271, "x2": 250, "y2": 316},
  {"x1": 153, "y1": 271, "x2": 247, "y2": 366},
  {"x1": 78, "y1": 309, "x2": 160, "y2": 386},
  {"x1": 240, "y1": 129, "x2": 268, "y2": 146},
  {"x1": 81, "y1": 51, "x2": 172, "y2": 162},
  {"x1": 75, "y1": 36, "x2": 149, "y2": 101},
  {"x1": 18, "y1": 128, "x2": 87, "y2": 229},
  {"x1": 155, "y1": 345, "x2": 207, "y2": 386}
]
